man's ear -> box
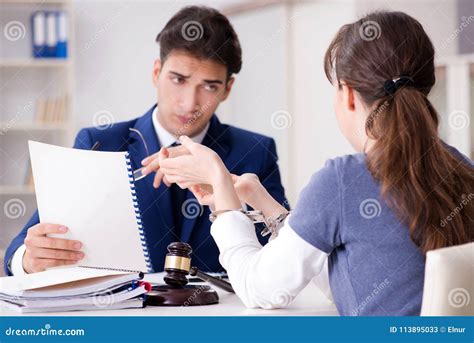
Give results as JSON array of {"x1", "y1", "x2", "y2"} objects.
[
  {"x1": 342, "y1": 84, "x2": 356, "y2": 113},
  {"x1": 152, "y1": 59, "x2": 162, "y2": 87},
  {"x1": 220, "y1": 77, "x2": 235, "y2": 102}
]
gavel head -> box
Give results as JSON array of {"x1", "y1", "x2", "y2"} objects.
[{"x1": 163, "y1": 242, "x2": 193, "y2": 288}]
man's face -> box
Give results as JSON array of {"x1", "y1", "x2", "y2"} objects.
[{"x1": 152, "y1": 51, "x2": 234, "y2": 138}]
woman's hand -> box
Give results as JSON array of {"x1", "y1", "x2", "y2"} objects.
[
  {"x1": 159, "y1": 136, "x2": 241, "y2": 211},
  {"x1": 158, "y1": 136, "x2": 227, "y2": 188},
  {"x1": 233, "y1": 174, "x2": 287, "y2": 218},
  {"x1": 189, "y1": 184, "x2": 215, "y2": 207},
  {"x1": 141, "y1": 144, "x2": 190, "y2": 188},
  {"x1": 188, "y1": 173, "x2": 263, "y2": 208},
  {"x1": 232, "y1": 173, "x2": 263, "y2": 205}
]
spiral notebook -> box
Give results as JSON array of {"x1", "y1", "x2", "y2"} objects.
[
  {"x1": 0, "y1": 267, "x2": 147, "y2": 313},
  {"x1": 28, "y1": 141, "x2": 152, "y2": 273}
]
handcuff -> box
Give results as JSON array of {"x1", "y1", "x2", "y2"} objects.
[{"x1": 209, "y1": 209, "x2": 290, "y2": 237}]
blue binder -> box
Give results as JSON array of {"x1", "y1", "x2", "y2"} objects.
[
  {"x1": 31, "y1": 11, "x2": 46, "y2": 58},
  {"x1": 45, "y1": 11, "x2": 57, "y2": 58},
  {"x1": 31, "y1": 10, "x2": 68, "y2": 59},
  {"x1": 56, "y1": 11, "x2": 68, "y2": 58}
]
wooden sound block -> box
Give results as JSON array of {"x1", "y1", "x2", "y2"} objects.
[{"x1": 145, "y1": 285, "x2": 219, "y2": 306}]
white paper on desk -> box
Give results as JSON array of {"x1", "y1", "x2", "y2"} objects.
[{"x1": 29, "y1": 141, "x2": 149, "y2": 272}]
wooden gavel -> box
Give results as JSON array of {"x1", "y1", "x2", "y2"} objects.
[{"x1": 163, "y1": 242, "x2": 234, "y2": 293}]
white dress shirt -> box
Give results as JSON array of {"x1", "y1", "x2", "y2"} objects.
[
  {"x1": 151, "y1": 107, "x2": 209, "y2": 147},
  {"x1": 10, "y1": 106, "x2": 210, "y2": 275},
  {"x1": 211, "y1": 211, "x2": 328, "y2": 309}
]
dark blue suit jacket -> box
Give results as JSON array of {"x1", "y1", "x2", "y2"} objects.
[{"x1": 4, "y1": 105, "x2": 288, "y2": 275}]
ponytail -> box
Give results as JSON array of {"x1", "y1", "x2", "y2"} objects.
[
  {"x1": 366, "y1": 88, "x2": 473, "y2": 253},
  {"x1": 324, "y1": 10, "x2": 474, "y2": 253}
]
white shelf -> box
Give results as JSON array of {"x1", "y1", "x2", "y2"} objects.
[
  {"x1": 0, "y1": 58, "x2": 71, "y2": 68},
  {"x1": 435, "y1": 53, "x2": 474, "y2": 67},
  {"x1": 0, "y1": 185, "x2": 35, "y2": 195},
  {"x1": 0, "y1": 0, "x2": 69, "y2": 4},
  {"x1": 0, "y1": 122, "x2": 69, "y2": 131}
]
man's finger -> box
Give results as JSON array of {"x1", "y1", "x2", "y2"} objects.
[
  {"x1": 142, "y1": 158, "x2": 160, "y2": 176},
  {"x1": 141, "y1": 151, "x2": 160, "y2": 166},
  {"x1": 141, "y1": 148, "x2": 168, "y2": 174},
  {"x1": 29, "y1": 247, "x2": 84, "y2": 261},
  {"x1": 29, "y1": 224, "x2": 68, "y2": 236},
  {"x1": 142, "y1": 148, "x2": 169, "y2": 175},
  {"x1": 26, "y1": 236, "x2": 82, "y2": 251},
  {"x1": 163, "y1": 175, "x2": 171, "y2": 187},
  {"x1": 153, "y1": 170, "x2": 165, "y2": 189},
  {"x1": 158, "y1": 147, "x2": 169, "y2": 163}
]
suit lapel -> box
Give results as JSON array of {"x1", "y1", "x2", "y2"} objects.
[
  {"x1": 180, "y1": 115, "x2": 231, "y2": 243},
  {"x1": 128, "y1": 105, "x2": 175, "y2": 239}
]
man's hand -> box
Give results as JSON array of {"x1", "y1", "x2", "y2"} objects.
[
  {"x1": 141, "y1": 145, "x2": 190, "y2": 188},
  {"x1": 22, "y1": 224, "x2": 84, "y2": 274}
]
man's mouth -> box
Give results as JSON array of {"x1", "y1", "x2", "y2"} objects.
[{"x1": 176, "y1": 115, "x2": 196, "y2": 125}]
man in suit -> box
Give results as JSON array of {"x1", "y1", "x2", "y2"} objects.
[{"x1": 4, "y1": 6, "x2": 287, "y2": 275}]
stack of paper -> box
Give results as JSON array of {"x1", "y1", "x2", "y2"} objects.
[{"x1": 0, "y1": 267, "x2": 148, "y2": 313}]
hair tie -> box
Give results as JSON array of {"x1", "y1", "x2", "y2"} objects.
[{"x1": 383, "y1": 76, "x2": 414, "y2": 95}]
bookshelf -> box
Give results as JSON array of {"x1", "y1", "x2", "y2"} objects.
[
  {"x1": 0, "y1": 58, "x2": 70, "y2": 68},
  {"x1": 431, "y1": 53, "x2": 474, "y2": 159},
  {"x1": 0, "y1": 0, "x2": 75, "y2": 270}
]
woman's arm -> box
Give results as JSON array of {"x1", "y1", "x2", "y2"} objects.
[
  {"x1": 158, "y1": 136, "x2": 327, "y2": 309},
  {"x1": 140, "y1": 138, "x2": 287, "y2": 218},
  {"x1": 234, "y1": 174, "x2": 287, "y2": 218},
  {"x1": 211, "y1": 211, "x2": 327, "y2": 309}
]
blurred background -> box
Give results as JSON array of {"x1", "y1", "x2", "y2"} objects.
[{"x1": 1, "y1": 0, "x2": 473, "y2": 274}]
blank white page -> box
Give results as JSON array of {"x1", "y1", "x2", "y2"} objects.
[{"x1": 29, "y1": 141, "x2": 149, "y2": 272}]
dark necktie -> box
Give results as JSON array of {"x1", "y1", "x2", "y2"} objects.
[{"x1": 169, "y1": 142, "x2": 187, "y2": 240}]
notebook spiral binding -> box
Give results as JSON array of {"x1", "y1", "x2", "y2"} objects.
[
  {"x1": 79, "y1": 265, "x2": 144, "y2": 277},
  {"x1": 125, "y1": 152, "x2": 153, "y2": 273}
]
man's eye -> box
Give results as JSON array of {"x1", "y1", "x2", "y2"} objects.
[
  {"x1": 204, "y1": 84, "x2": 218, "y2": 92},
  {"x1": 172, "y1": 77, "x2": 184, "y2": 84}
]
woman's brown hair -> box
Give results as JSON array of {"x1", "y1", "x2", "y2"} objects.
[{"x1": 324, "y1": 11, "x2": 473, "y2": 253}]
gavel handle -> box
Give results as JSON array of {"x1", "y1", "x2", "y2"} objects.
[{"x1": 190, "y1": 267, "x2": 235, "y2": 293}]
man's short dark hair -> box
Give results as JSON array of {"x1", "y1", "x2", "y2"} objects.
[{"x1": 156, "y1": 6, "x2": 242, "y2": 78}]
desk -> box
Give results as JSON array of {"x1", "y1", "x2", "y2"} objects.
[{"x1": 0, "y1": 273, "x2": 338, "y2": 316}]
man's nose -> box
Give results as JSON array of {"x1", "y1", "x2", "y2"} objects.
[{"x1": 178, "y1": 88, "x2": 200, "y2": 115}]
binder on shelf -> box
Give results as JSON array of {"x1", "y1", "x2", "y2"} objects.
[
  {"x1": 31, "y1": 11, "x2": 68, "y2": 59},
  {"x1": 45, "y1": 12, "x2": 57, "y2": 58},
  {"x1": 35, "y1": 98, "x2": 47, "y2": 122},
  {"x1": 31, "y1": 11, "x2": 46, "y2": 58},
  {"x1": 34, "y1": 95, "x2": 68, "y2": 123},
  {"x1": 56, "y1": 11, "x2": 68, "y2": 58}
]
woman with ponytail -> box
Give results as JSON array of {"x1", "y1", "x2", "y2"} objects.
[{"x1": 143, "y1": 11, "x2": 474, "y2": 315}]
